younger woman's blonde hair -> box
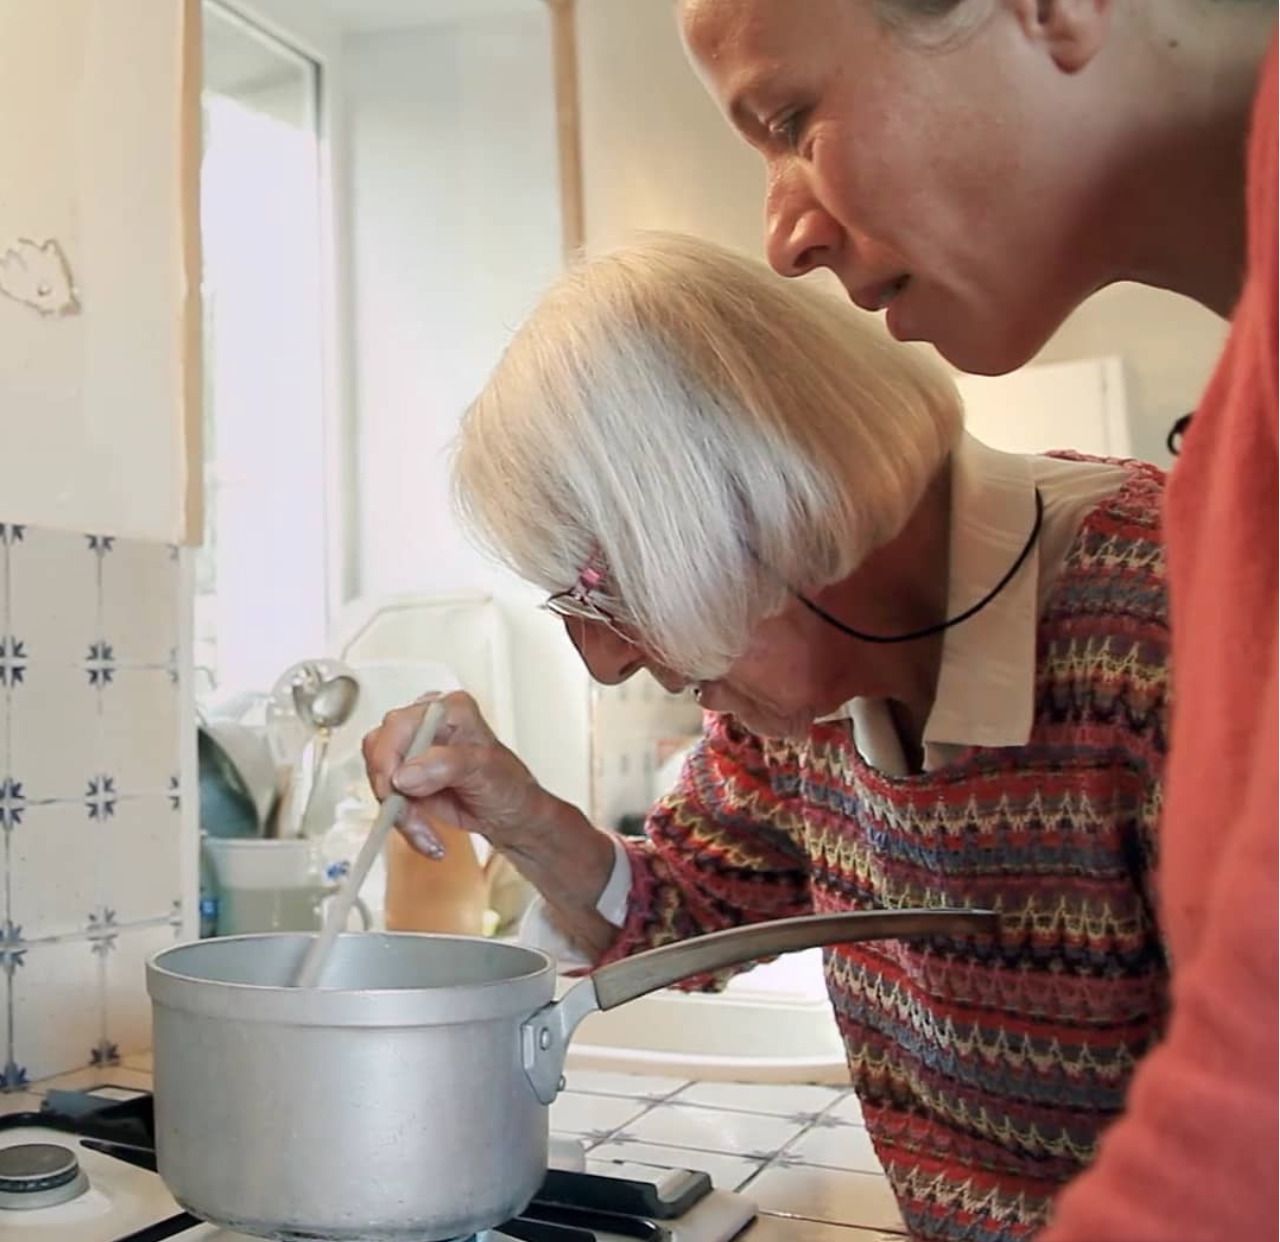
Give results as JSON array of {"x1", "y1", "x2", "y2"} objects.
[{"x1": 453, "y1": 232, "x2": 963, "y2": 678}]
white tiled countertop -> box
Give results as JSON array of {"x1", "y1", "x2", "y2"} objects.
[
  {"x1": 556, "y1": 1068, "x2": 907, "y2": 1239},
  {"x1": 9, "y1": 1057, "x2": 907, "y2": 1241}
]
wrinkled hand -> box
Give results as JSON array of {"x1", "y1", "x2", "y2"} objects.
[{"x1": 362, "y1": 691, "x2": 548, "y2": 860}]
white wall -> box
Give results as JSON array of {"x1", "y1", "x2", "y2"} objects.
[
  {"x1": 574, "y1": 0, "x2": 1228, "y2": 468},
  {"x1": 1033, "y1": 284, "x2": 1228, "y2": 465},
  {"x1": 217, "y1": 0, "x2": 343, "y2": 61},
  {"x1": 0, "y1": 0, "x2": 197, "y2": 543},
  {"x1": 576, "y1": 0, "x2": 765, "y2": 255},
  {"x1": 341, "y1": 10, "x2": 592, "y2": 807}
]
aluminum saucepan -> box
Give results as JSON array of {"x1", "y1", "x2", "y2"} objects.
[{"x1": 146, "y1": 908, "x2": 997, "y2": 1241}]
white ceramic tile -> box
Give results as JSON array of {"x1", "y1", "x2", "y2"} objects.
[
  {"x1": 0, "y1": 534, "x2": 9, "y2": 636},
  {"x1": 784, "y1": 1123, "x2": 882, "y2": 1174},
  {"x1": 0, "y1": 966, "x2": 11, "y2": 1091},
  {"x1": 824, "y1": 1093, "x2": 866, "y2": 1126},
  {"x1": 561, "y1": 1068, "x2": 688, "y2": 1098},
  {"x1": 10, "y1": 801, "x2": 101, "y2": 939},
  {"x1": 34, "y1": 1065, "x2": 153, "y2": 1093},
  {"x1": 119, "y1": 1050, "x2": 153, "y2": 1073},
  {"x1": 0, "y1": 1090, "x2": 45, "y2": 1114},
  {"x1": 0, "y1": 692, "x2": 9, "y2": 799},
  {"x1": 100, "y1": 539, "x2": 179, "y2": 665},
  {"x1": 8, "y1": 662, "x2": 99, "y2": 802},
  {"x1": 588, "y1": 1140, "x2": 763, "y2": 1192},
  {"x1": 11, "y1": 937, "x2": 102, "y2": 1083},
  {"x1": 747, "y1": 1213, "x2": 907, "y2": 1241},
  {"x1": 6, "y1": 527, "x2": 100, "y2": 666},
  {"x1": 100, "y1": 796, "x2": 182, "y2": 924},
  {"x1": 744, "y1": 1166, "x2": 907, "y2": 1233},
  {"x1": 550, "y1": 1090, "x2": 651, "y2": 1140},
  {"x1": 672, "y1": 1081, "x2": 847, "y2": 1118},
  {"x1": 106, "y1": 923, "x2": 172, "y2": 1058},
  {"x1": 623, "y1": 1102, "x2": 806, "y2": 1158},
  {"x1": 99, "y1": 666, "x2": 179, "y2": 795}
]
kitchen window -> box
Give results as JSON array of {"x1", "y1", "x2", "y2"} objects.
[{"x1": 197, "y1": 1, "x2": 334, "y2": 699}]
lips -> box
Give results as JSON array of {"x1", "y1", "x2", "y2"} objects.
[{"x1": 850, "y1": 274, "x2": 910, "y2": 314}]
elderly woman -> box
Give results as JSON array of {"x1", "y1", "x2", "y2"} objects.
[
  {"x1": 364, "y1": 235, "x2": 1170, "y2": 1241},
  {"x1": 674, "y1": 5, "x2": 1277, "y2": 1238}
]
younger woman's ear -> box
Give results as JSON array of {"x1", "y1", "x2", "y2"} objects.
[{"x1": 1007, "y1": 0, "x2": 1113, "y2": 75}]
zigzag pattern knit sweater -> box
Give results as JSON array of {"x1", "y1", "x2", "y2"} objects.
[{"x1": 599, "y1": 462, "x2": 1171, "y2": 1241}]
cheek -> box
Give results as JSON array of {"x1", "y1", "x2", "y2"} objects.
[
  {"x1": 722, "y1": 652, "x2": 816, "y2": 715},
  {"x1": 808, "y1": 117, "x2": 931, "y2": 257}
]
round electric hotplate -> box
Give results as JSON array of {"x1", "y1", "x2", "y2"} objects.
[{"x1": 0, "y1": 1141, "x2": 91, "y2": 1210}]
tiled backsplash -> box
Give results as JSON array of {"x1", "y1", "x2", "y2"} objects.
[{"x1": 0, "y1": 523, "x2": 194, "y2": 1088}]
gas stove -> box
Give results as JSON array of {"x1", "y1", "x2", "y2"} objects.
[{"x1": 0, "y1": 1086, "x2": 757, "y2": 1242}]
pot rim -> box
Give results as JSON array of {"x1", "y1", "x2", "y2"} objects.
[{"x1": 147, "y1": 931, "x2": 557, "y2": 1027}]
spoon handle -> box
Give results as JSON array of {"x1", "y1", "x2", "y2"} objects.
[
  {"x1": 294, "y1": 699, "x2": 448, "y2": 987},
  {"x1": 294, "y1": 731, "x2": 332, "y2": 839}
]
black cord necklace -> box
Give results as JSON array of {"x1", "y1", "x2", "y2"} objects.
[{"x1": 794, "y1": 488, "x2": 1045, "y2": 645}]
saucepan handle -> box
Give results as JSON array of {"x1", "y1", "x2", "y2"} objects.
[
  {"x1": 592, "y1": 908, "x2": 998, "y2": 1010},
  {"x1": 521, "y1": 907, "x2": 997, "y2": 1104}
]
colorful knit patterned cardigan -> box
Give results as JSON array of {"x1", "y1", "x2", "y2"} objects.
[{"x1": 599, "y1": 463, "x2": 1171, "y2": 1242}]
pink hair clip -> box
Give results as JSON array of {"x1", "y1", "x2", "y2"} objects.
[
  {"x1": 568, "y1": 544, "x2": 608, "y2": 602},
  {"x1": 543, "y1": 543, "x2": 631, "y2": 642}
]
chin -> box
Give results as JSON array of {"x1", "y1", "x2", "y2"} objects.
[
  {"x1": 932, "y1": 327, "x2": 1046, "y2": 378},
  {"x1": 898, "y1": 290, "x2": 1058, "y2": 377}
]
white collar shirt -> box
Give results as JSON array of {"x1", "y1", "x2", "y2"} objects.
[{"x1": 831, "y1": 434, "x2": 1128, "y2": 776}]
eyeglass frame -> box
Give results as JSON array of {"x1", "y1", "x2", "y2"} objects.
[{"x1": 539, "y1": 583, "x2": 637, "y2": 646}]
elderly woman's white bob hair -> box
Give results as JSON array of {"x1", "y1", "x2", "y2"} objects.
[{"x1": 454, "y1": 233, "x2": 963, "y2": 679}]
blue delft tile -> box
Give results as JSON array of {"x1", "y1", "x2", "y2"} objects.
[
  {"x1": 0, "y1": 526, "x2": 25, "y2": 545},
  {"x1": 1, "y1": 1061, "x2": 30, "y2": 1092},
  {"x1": 0, "y1": 638, "x2": 26, "y2": 687},
  {"x1": 86, "y1": 775, "x2": 117, "y2": 821},
  {"x1": 168, "y1": 774, "x2": 181, "y2": 811},
  {"x1": 86, "y1": 535, "x2": 115, "y2": 556},
  {"x1": 86, "y1": 641, "x2": 116, "y2": 687},
  {"x1": 0, "y1": 780, "x2": 24, "y2": 829},
  {"x1": 0, "y1": 922, "x2": 25, "y2": 974},
  {"x1": 88, "y1": 908, "x2": 119, "y2": 957},
  {"x1": 89, "y1": 1039, "x2": 120, "y2": 1067},
  {"x1": 101, "y1": 539, "x2": 181, "y2": 665}
]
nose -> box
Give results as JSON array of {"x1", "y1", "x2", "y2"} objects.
[
  {"x1": 647, "y1": 665, "x2": 691, "y2": 696},
  {"x1": 765, "y1": 164, "x2": 843, "y2": 278}
]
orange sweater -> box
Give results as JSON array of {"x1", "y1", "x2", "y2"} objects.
[{"x1": 1041, "y1": 40, "x2": 1278, "y2": 1242}]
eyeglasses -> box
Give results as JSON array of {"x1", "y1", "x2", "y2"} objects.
[
  {"x1": 539, "y1": 549, "x2": 638, "y2": 646},
  {"x1": 541, "y1": 587, "x2": 634, "y2": 637}
]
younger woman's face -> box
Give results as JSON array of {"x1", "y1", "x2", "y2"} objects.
[{"x1": 678, "y1": 0, "x2": 1114, "y2": 375}]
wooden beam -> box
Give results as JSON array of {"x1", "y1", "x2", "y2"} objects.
[
  {"x1": 546, "y1": 0, "x2": 585, "y2": 259},
  {"x1": 181, "y1": 0, "x2": 205, "y2": 543}
]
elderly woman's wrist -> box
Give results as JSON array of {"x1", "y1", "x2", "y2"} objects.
[{"x1": 513, "y1": 791, "x2": 616, "y2": 910}]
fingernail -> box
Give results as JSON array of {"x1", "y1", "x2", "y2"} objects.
[
  {"x1": 408, "y1": 824, "x2": 446, "y2": 859},
  {"x1": 392, "y1": 761, "x2": 435, "y2": 795}
]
